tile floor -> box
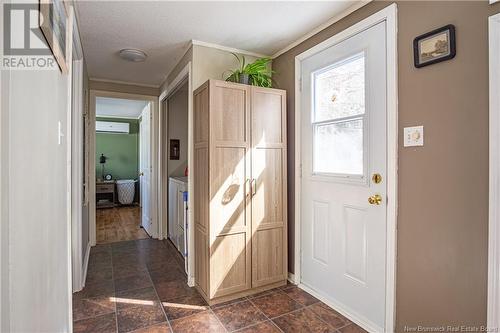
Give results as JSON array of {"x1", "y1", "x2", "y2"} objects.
[
  {"x1": 96, "y1": 206, "x2": 149, "y2": 244},
  {"x1": 73, "y1": 238, "x2": 367, "y2": 333}
]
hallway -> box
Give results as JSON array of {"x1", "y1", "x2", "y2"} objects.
[
  {"x1": 73, "y1": 239, "x2": 366, "y2": 333},
  {"x1": 96, "y1": 207, "x2": 149, "y2": 244}
]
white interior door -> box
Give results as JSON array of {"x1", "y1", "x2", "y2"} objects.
[
  {"x1": 300, "y1": 22, "x2": 387, "y2": 330},
  {"x1": 140, "y1": 103, "x2": 152, "y2": 236}
]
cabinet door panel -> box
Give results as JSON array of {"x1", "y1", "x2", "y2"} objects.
[
  {"x1": 209, "y1": 81, "x2": 252, "y2": 298},
  {"x1": 211, "y1": 147, "x2": 248, "y2": 234},
  {"x1": 212, "y1": 82, "x2": 249, "y2": 144},
  {"x1": 210, "y1": 232, "x2": 250, "y2": 298},
  {"x1": 195, "y1": 226, "x2": 208, "y2": 296},
  {"x1": 253, "y1": 228, "x2": 284, "y2": 285},
  {"x1": 251, "y1": 87, "x2": 287, "y2": 287}
]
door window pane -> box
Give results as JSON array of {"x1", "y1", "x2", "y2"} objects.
[
  {"x1": 313, "y1": 119, "x2": 363, "y2": 175},
  {"x1": 313, "y1": 53, "x2": 365, "y2": 122}
]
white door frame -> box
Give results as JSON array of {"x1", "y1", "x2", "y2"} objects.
[
  {"x1": 293, "y1": 4, "x2": 398, "y2": 332},
  {"x1": 488, "y1": 12, "x2": 500, "y2": 332},
  {"x1": 89, "y1": 90, "x2": 159, "y2": 245},
  {"x1": 158, "y1": 61, "x2": 194, "y2": 286}
]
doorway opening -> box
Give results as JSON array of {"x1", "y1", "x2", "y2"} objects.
[
  {"x1": 94, "y1": 97, "x2": 150, "y2": 244},
  {"x1": 88, "y1": 91, "x2": 159, "y2": 246},
  {"x1": 161, "y1": 79, "x2": 189, "y2": 273}
]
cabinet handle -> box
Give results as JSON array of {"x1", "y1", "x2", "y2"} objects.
[{"x1": 251, "y1": 179, "x2": 257, "y2": 196}]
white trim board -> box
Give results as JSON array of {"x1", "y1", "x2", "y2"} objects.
[
  {"x1": 82, "y1": 243, "x2": 91, "y2": 289},
  {"x1": 89, "y1": 90, "x2": 160, "y2": 246},
  {"x1": 71, "y1": 58, "x2": 85, "y2": 293},
  {"x1": 488, "y1": 12, "x2": 500, "y2": 332},
  {"x1": 293, "y1": 4, "x2": 398, "y2": 332},
  {"x1": 158, "y1": 62, "x2": 195, "y2": 287},
  {"x1": 191, "y1": 40, "x2": 269, "y2": 59},
  {"x1": 271, "y1": 0, "x2": 372, "y2": 59},
  {"x1": 89, "y1": 77, "x2": 160, "y2": 89}
]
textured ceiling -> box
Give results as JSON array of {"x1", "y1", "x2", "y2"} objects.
[
  {"x1": 75, "y1": 1, "x2": 362, "y2": 86},
  {"x1": 96, "y1": 97, "x2": 149, "y2": 118}
]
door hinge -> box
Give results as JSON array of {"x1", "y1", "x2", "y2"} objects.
[
  {"x1": 300, "y1": 163, "x2": 303, "y2": 178},
  {"x1": 299, "y1": 77, "x2": 302, "y2": 92}
]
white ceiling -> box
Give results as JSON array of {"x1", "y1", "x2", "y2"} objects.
[
  {"x1": 75, "y1": 1, "x2": 363, "y2": 87},
  {"x1": 96, "y1": 97, "x2": 148, "y2": 118}
]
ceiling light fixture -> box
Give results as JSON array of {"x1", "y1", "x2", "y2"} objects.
[{"x1": 119, "y1": 48, "x2": 147, "y2": 62}]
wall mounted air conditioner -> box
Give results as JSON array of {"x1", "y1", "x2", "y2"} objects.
[{"x1": 96, "y1": 121, "x2": 130, "y2": 134}]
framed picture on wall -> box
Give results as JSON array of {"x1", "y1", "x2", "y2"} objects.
[
  {"x1": 39, "y1": 0, "x2": 70, "y2": 73},
  {"x1": 413, "y1": 25, "x2": 456, "y2": 68},
  {"x1": 170, "y1": 139, "x2": 180, "y2": 160}
]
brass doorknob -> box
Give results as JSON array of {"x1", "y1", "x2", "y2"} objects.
[{"x1": 368, "y1": 194, "x2": 382, "y2": 205}]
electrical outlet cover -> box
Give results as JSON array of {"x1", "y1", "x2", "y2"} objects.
[{"x1": 404, "y1": 126, "x2": 424, "y2": 147}]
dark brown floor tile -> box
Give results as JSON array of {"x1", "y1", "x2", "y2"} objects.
[
  {"x1": 113, "y1": 254, "x2": 146, "y2": 267},
  {"x1": 86, "y1": 266, "x2": 113, "y2": 284},
  {"x1": 235, "y1": 321, "x2": 281, "y2": 333},
  {"x1": 212, "y1": 300, "x2": 267, "y2": 331},
  {"x1": 113, "y1": 246, "x2": 140, "y2": 257},
  {"x1": 117, "y1": 304, "x2": 166, "y2": 333},
  {"x1": 131, "y1": 322, "x2": 171, "y2": 333},
  {"x1": 114, "y1": 270, "x2": 153, "y2": 292},
  {"x1": 91, "y1": 244, "x2": 112, "y2": 254},
  {"x1": 282, "y1": 286, "x2": 319, "y2": 306},
  {"x1": 112, "y1": 240, "x2": 138, "y2": 249},
  {"x1": 162, "y1": 294, "x2": 209, "y2": 320},
  {"x1": 339, "y1": 323, "x2": 368, "y2": 333},
  {"x1": 272, "y1": 308, "x2": 336, "y2": 333},
  {"x1": 210, "y1": 296, "x2": 247, "y2": 309},
  {"x1": 308, "y1": 302, "x2": 351, "y2": 329},
  {"x1": 74, "y1": 280, "x2": 115, "y2": 300},
  {"x1": 154, "y1": 279, "x2": 198, "y2": 301},
  {"x1": 115, "y1": 287, "x2": 160, "y2": 311},
  {"x1": 73, "y1": 313, "x2": 117, "y2": 333},
  {"x1": 148, "y1": 266, "x2": 185, "y2": 284},
  {"x1": 90, "y1": 251, "x2": 112, "y2": 262},
  {"x1": 146, "y1": 257, "x2": 180, "y2": 272},
  {"x1": 170, "y1": 310, "x2": 225, "y2": 333},
  {"x1": 250, "y1": 291, "x2": 302, "y2": 318},
  {"x1": 113, "y1": 263, "x2": 148, "y2": 279},
  {"x1": 72, "y1": 295, "x2": 116, "y2": 321},
  {"x1": 246, "y1": 288, "x2": 280, "y2": 299}
]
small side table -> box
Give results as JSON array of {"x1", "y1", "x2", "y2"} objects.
[{"x1": 96, "y1": 180, "x2": 115, "y2": 209}]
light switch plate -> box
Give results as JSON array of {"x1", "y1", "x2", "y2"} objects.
[{"x1": 404, "y1": 126, "x2": 424, "y2": 147}]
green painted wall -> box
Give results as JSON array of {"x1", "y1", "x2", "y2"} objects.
[{"x1": 95, "y1": 117, "x2": 139, "y2": 180}]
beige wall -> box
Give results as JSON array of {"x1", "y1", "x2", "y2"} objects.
[
  {"x1": 192, "y1": 45, "x2": 259, "y2": 89},
  {"x1": 89, "y1": 80, "x2": 159, "y2": 96},
  {"x1": 272, "y1": 1, "x2": 500, "y2": 330},
  {"x1": 161, "y1": 45, "x2": 193, "y2": 94}
]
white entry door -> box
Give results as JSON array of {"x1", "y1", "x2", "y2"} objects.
[
  {"x1": 140, "y1": 103, "x2": 153, "y2": 236},
  {"x1": 300, "y1": 22, "x2": 387, "y2": 330}
]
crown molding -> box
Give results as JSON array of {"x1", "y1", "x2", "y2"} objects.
[
  {"x1": 89, "y1": 77, "x2": 160, "y2": 89},
  {"x1": 191, "y1": 40, "x2": 270, "y2": 58}
]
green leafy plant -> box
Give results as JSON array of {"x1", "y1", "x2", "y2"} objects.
[{"x1": 225, "y1": 53, "x2": 274, "y2": 88}]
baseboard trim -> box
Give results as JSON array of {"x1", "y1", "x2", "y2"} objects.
[
  {"x1": 288, "y1": 272, "x2": 297, "y2": 284},
  {"x1": 82, "y1": 243, "x2": 92, "y2": 289},
  {"x1": 187, "y1": 276, "x2": 195, "y2": 287},
  {"x1": 298, "y1": 283, "x2": 383, "y2": 333}
]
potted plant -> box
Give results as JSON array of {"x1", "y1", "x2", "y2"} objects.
[{"x1": 224, "y1": 53, "x2": 274, "y2": 88}]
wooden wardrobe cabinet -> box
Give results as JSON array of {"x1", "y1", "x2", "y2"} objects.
[{"x1": 193, "y1": 80, "x2": 287, "y2": 305}]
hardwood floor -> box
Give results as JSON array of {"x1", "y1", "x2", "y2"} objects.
[{"x1": 96, "y1": 206, "x2": 149, "y2": 244}]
